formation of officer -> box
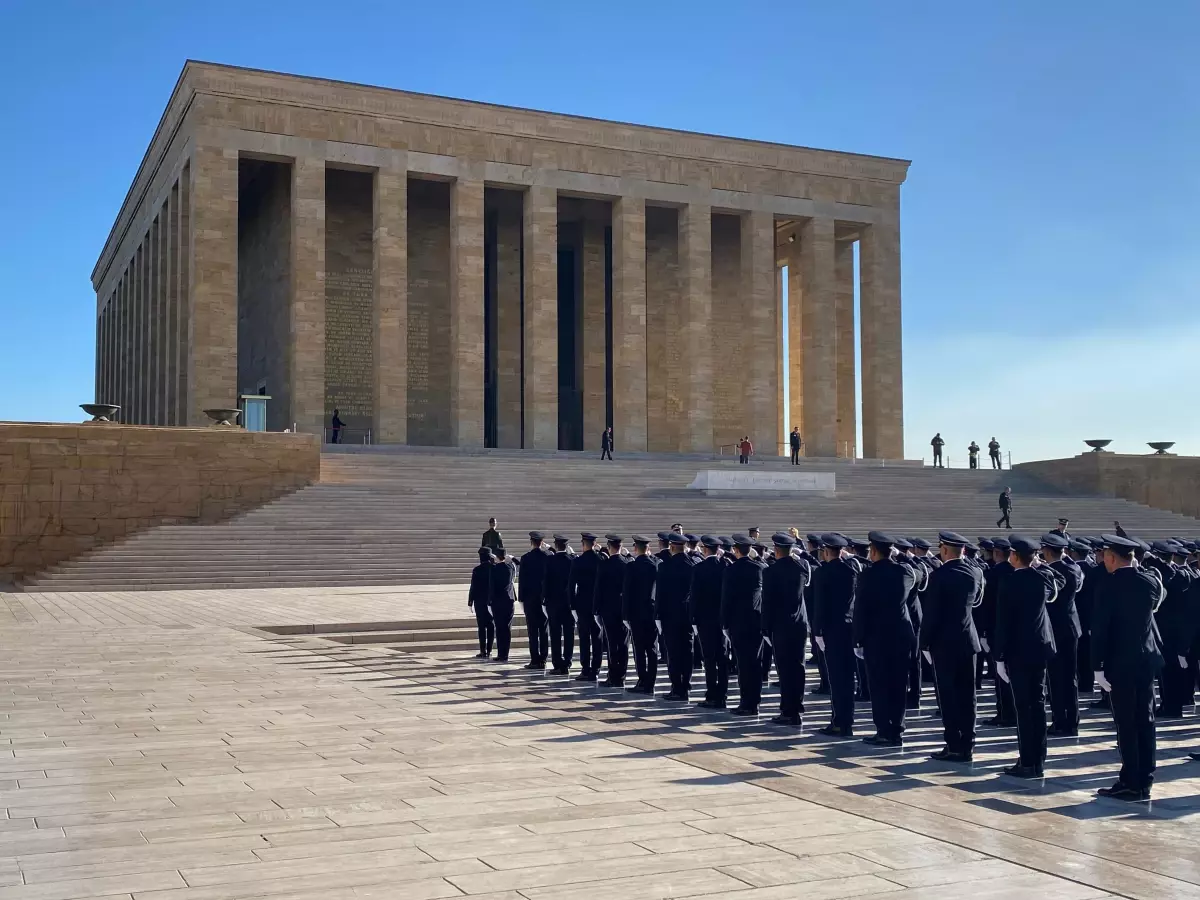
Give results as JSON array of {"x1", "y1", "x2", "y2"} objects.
[{"x1": 466, "y1": 526, "x2": 1200, "y2": 802}]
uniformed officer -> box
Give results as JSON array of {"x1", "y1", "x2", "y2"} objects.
[
  {"x1": 624, "y1": 535, "x2": 661, "y2": 694},
  {"x1": 802, "y1": 534, "x2": 829, "y2": 696},
  {"x1": 1092, "y1": 533, "x2": 1164, "y2": 800},
  {"x1": 981, "y1": 537, "x2": 1017, "y2": 726},
  {"x1": 569, "y1": 532, "x2": 605, "y2": 682},
  {"x1": 761, "y1": 532, "x2": 811, "y2": 727},
  {"x1": 1146, "y1": 540, "x2": 1195, "y2": 719},
  {"x1": 723, "y1": 534, "x2": 765, "y2": 716},
  {"x1": 811, "y1": 533, "x2": 858, "y2": 736},
  {"x1": 489, "y1": 548, "x2": 518, "y2": 662},
  {"x1": 655, "y1": 532, "x2": 672, "y2": 563},
  {"x1": 684, "y1": 534, "x2": 703, "y2": 561},
  {"x1": 992, "y1": 535, "x2": 1061, "y2": 778},
  {"x1": 894, "y1": 538, "x2": 927, "y2": 710},
  {"x1": 1050, "y1": 518, "x2": 1071, "y2": 542},
  {"x1": 853, "y1": 532, "x2": 917, "y2": 745},
  {"x1": 1041, "y1": 533, "x2": 1083, "y2": 736},
  {"x1": 690, "y1": 536, "x2": 729, "y2": 709},
  {"x1": 544, "y1": 534, "x2": 577, "y2": 675},
  {"x1": 656, "y1": 532, "x2": 697, "y2": 701},
  {"x1": 593, "y1": 535, "x2": 631, "y2": 687},
  {"x1": 518, "y1": 533, "x2": 552, "y2": 670},
  {"x1": 683, "y1": 533, "x2": 705, "y2": 670},
  {"x1": 1067, "y1": 538, "x2": 1098, "y2": 695},
  {"x1": 920, "y1": 531, "x2": 984, "y2": 762},
  {"x1": 468, "y1": 547, "x2": 495, "y2": 658}
]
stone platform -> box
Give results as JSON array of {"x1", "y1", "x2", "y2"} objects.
[{"x1": 1, "y1": 586, "x2": 1199, "y2": 899}]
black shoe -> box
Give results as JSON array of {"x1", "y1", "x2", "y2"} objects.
[
  {"x1": 810, "y1": 685, "x2": 831, "y2": 696},
  {"x1": 930, "y1": 748, "x2": 953, "y2": 761},
  {"x1": 601, "y1": 679, "x2": 623, "y2": 688},
  {"x1": 1096, "y1": 782, "x2": 1128, "y2": 797},
  {"x1": 862, "y1": 734, "x2": 886, "y2": 745},
  {"x1": 627, "y1": 684, "x2": 652, "y2": 694},
  {"x1": 574, "y1": 671, "x2": 594, "y2": 682},
  {"x1": 984, "y1": 717, "x2": 1016, "y2": 728},
  {"x1": 817, "y1": 724, "x2": 852, "y2": 737},
  {"x1": 1047, "y1": 726, "x2": 1079, "y2": 737},
  {"x1": 474, "y1": 652, "x2": 489, "y2": 659},
  {"x1": 1003, "y1": 764, "x2": 1043, "y2": 778},
  {"x1": 661, "y1": 691, "x2": 688, "y2": 702},
  {"x1": 770, "y1": 715, "x2": 802, "y2": 728},
  {"x1": 1099, "y1": 785, "x2": 1147, "y2": 801},
  {"x1": 1190, "y1": 752, "x2": 1200, "y2": 761},
  {"x1": 730, "y1": 706, "x2": 759, "y2": 717},
  {"x1": 945, "y1": 751, "x2": 973, "y2": 763},
  {"x1": 874, "y1": 736, "x2": 903, "y2": 747},
  {"x1": 525, "y1": 662, "x2": 545, "y2": 670},
  {"x1": 494, "y1": 656, "x2": 509, "y2": 663}
]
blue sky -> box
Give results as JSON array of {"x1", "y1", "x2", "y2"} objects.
[{"x1": 1, "y1": 1, "x2": 1196, "y2": 463}]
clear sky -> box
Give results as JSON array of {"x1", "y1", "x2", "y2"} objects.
[{"x1": 1, "y1": 1, "x2": 1196, "y2": 464}]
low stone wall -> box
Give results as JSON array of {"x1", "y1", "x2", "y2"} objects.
[
  {"x1": 0, "y1": 423, "x2": 320, "y2": 583},
  {"x1": 1016, "y1": 453, "x2": 1200, "y2": 520}
]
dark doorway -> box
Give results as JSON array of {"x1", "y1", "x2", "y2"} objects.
[{"x1": 557, "y1": 224, "x2": 583, "y2": 450}]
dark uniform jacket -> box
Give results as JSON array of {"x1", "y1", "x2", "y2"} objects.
[
  {"x1": 993, "y1": 565, "x2": 1060, "y2": 665},
  {"x1": 544, "y1": 550, "x2": 576, "y2": 614},
  {"x1": 518, "y1": 547, "x2": 551, "y2": 604},
  {"x1": 689, "y1": 555, "x2": 726, "y2": 628},
  {"x1": 1047, "y1": 557, "x2": 1083, "y2": 640},
  {"x1": 482, "y1": 528, "x2": 504, "y2": 553},
  {"x1": 998, "y1": 491, "x2": 1012, "y2": 511},
  {"x1": 1146, "y1": 557, "x2": 1195, "y2": 657},
  {"x1": 1091, "y1": 565, "x2": 1165, "y2": 678},
  {"x1": 811, "y1": 556, "x2": 857, "y2": 638},
  {"x1": 919, "y1": 557, "x2": 983, "y2": 656},
  {"x1": 853, "y1": 557, "x2": 917, "y2": 653},
  {"x1": 568, "y1": 548, "x2": 605, "y2": 616},
  {"x1": 489, "y1": 558, "x2": 517, "y2": 604},
  {"x1": 1074, "y1": 557, "x2": 1098, "y2": 634},
  {"x1": 976, "y1": 559, "x2": 1013, "y2": 642},
  {"x1": 592, "y1": 553, "x2": 630, "y2": 618},
  {"x1": 761, "y1": 554, "x2": 811, "y2": 637},
  {"x1": 655, "y1": 552, "x2": 697, "y2": 623},
  {"x1": 622, "y1": 554, "x2": 659, "y2": 623},
  {"x1": 899, "y1": 556, "x2": 926, "y2": 622},
  {"x1": 469, "y1": 562, "x2": 492, "y2": 608},
  {"x1": 721, "y1": 556, "x2": 765, "y2": 638}
]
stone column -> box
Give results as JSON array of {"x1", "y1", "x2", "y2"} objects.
[
  {"x1": 522, "y1": 185, "x2": 558, "y2": 449},
  {"x1": 117, "y1": 275, "x2": 127, "y2": 418},
  {"x1": 679, "y1": 202, "x2": 712, "y2": 451},
  {"x1": 373, "y1": 164, "x2": 407, "y2": 443},
  {"x1": 289, "y1": 156, "x2": 326, "y2": 436},
  {"x1": 175, "y1": 164, "x2": 191, "y2": 426},
  {"x1": 612, "y1": 196, "x2": 647, "y2": 451},
  {"x1": 580, "y1": 207, "x2": 608, "y2": 446},
  {"x1": 742, "y1": 210, "x2": 777, "y2": 456},
  {"x1": 800, "y1": 216, "x2": 837, "y2": 458},
  {"x1": 137, "y1": 241, "x2": 148, "y2": 424},
  {"x1": 94, "y1": 306, "x2": 103, "y2": 404},
  {"x1": 860, "y1": 219, "x2": 903, "y2": 459},
  {"x1": 786, "y1": 238, "x2": 803, "y2": 446},
  {"x1": 494, "y1": 194, "x2": 523, "y2": 448},
  {"x1": 834, "y1": 237, "x2": 857, "y2": 457},
  {"x1": 776, "y1": 261, "x2": 786, "y2": 444},
  {"x1": 149, "y1": 214, "x2": 161, "y2": 425},
  {"x1": 188, "y1": 145, "x2": 239, "y2": 426},
  {"x1": 451, "y1": 177, "x2": 485, "y2": 447},
  {"x1": 165, "y1": 182, "x2": 180, "y2": 425}
]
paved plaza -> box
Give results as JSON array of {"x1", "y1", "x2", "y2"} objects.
[{"x1": 1, "y1": 586, "x2": 1200, "y2": 899}]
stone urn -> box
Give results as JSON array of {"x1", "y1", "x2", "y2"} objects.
[
  {"x1": 203, "y1": 408, "x2": 243, "y2": 427},
  {"x1": 81, "y1": 403, "x2": 120, "y2": 423},
  {"x1": 1147, "y1": 441, "x2": 1175, "y2": 455},
  {"x1": 1083, "y1": 439, "x2": 1112, "y2": 452}
]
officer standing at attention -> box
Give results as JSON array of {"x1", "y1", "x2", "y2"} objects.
[
  {"x1": 656, "y1": 533, "x2": 698, "y2": 701},
  {"x1": 931, "y1": 433, "x2": 945, "y2": 467},
  {"x1": 968, "y1": 441, "x2": 980, "y2": 469},
  {"x1": 489, "y1": 548, "x2": 518, "y2": 662},
  {"x1": 789, "y1": 427, "x2": 802, "y2": 464},
  {"x1": 468, "y1": 548, "x2": 495, "y2": 658},
  {"x1": 853, "y1": 532, "x2": 916, "y2": 746},
  {"x1": 1067, "y1": 538, "x2": 1098, "y2": 695},
  {"x1": 655, "y1": 532, "x2": 672, "y2": 562},
  {"x1": 1144, "y1": 541, "x2": 1194, "y2": 719},
  {"x1": 811, "y1": 533, "x2": 858, "y2": 737},
  {"x1": 989, "y1": 437, "x2": 1002, "y2": 469},
  {"x1": 1050, "y1": 518, "x2": 1071, "y2": 541},
  {"x1": 761, "y1": 532, "x2": 811, "y2": 727},
  {"x1": 624, "y1": 535, "x2": 661, "y2": 694},
  {"x1": 982, "y1": 537, "x2": 1017, "y2": 726},
  {"x1": 543, "y1": 535, "x2": 577, "y2": 675},
  {"x1": 723, "y1": 534, "x2": 766, "y2": 716},
  {"x1": 992, "y1": 535, "x2": 1061, "y2": 778},
  {"x1": 569, "y1": 532, "x2": 605, "y2": 682},
  {"x1": 1041, "y1": 533, "x2": 1083, "y2": 736},
  {"x1": 482, "y1": 517, "x2": 504, "y2": 554},
  {"x1": 1091, "y1": 533, "x2": 1164, "y2": 800},
  {"x1": 920, "y1": 531, "x2": 984, "y2": 762},
  {"x1": 895, "y1": 538, "x2": 927, "y2": 710},
  {"x1": 593, "y1": 535, "x2": 631, "y2": 687},
  {"x1": 519, "y1": 533, "x2": 552, "y2": 670},
  {"x1": 691, "y1": 536, "x2": 730, "y2": 709}
]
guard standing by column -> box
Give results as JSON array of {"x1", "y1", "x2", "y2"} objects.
[
  {"x1": 723, "y1": 534, "x2": 765, "y2": 716},
  {"x1": 761, "y1": 532, "x2": 810, "y2": 727},
  {"x1": 593, "y1": 535, "x2": 631, "y2": 687},
  {"x1": 519, "y1": 533, "x2": 552, "y2": 670},
  {"x1": 624, "y1": 536, "x2": 661, "y2": 695},
  {"x1": 570, "y1": 532, "x2": 605, "y2": 682},
  {"x1": 544, "y1": 534, "x2": 577, "y2": 675},
  {"x1": 691, "y1": 536, "x2": 729, "y2": 709},
  {"x1": 1042, "y1": 533, "x2": 1083, "y2": 736},
  {"x1": 812, "y1": 533, "x2": 858, "y2": 737}
]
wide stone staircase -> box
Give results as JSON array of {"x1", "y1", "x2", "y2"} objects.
[{"x1": 22, "y1": 446, "x2": 1200, "y2": 592}]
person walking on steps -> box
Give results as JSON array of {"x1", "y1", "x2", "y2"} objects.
[
  {"x1": 997, "y1": 487, "x2": 1014, "y2": 529},
  {"x1": 989, "y1": 437, "x2": 1002, "y2": 469},
  {"x1": 790, "y1": 427, "x2": 802, "y2": 465},
  {"x1": 931, "y1": 433, "x2": 945, "y2": 468},
  {"x1": 601, "y1": 426, "x2": 614, "y2": 460}
]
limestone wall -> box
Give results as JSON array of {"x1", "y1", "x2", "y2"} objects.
[
  {"x1": 1016, "y1": 453, "x2": 1200, "y2": 521},
  {"x1": 0, "y1": 424, "x2": 320, "y2": 583}
]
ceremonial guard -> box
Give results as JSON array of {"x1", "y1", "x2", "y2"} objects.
[
  {"x1": 543, "y1": 534, "x2": 577, "y2": 675},
  {"x1": 811, "y1": 533, "x2": 858, "y2": 736},
  {"x1": 1091, "y1": 533, "x2": 1164, "y2": 800},
  {"x1": 1067, "y1": 538, "x2": 1099, "y2": 695},
  {"x1": 569, "y1": 532, "x2": 605, "y2": 682},
  {"x1": 656, "y1": 533, "x2": 697, "y2": 701},
  {"x1": 722, "y1": 534, "x2": 766, "y2": 716},
  {"x1": 468, "y1": 547, "x2": 495, "y2": 658},
  {"x1": 691, "y1": 536, "x2": 729, "y2": 709},
  {"x1": 1145, "y1": 540, "x2": 1195, "y2": 719},
  {"x1": 981, "y1": 538, "x2": 1016, "y2": 725},
  {"x1": 624, "y1": 536, "x2": 661, "y2": 694},
  {"x1": 489, "y1": 548, "x2": 518, "y2": 662},
  {"x1": 761, "y1": 532, "x2": 811, "y2": 727},
  {"x1": 895, "y1": 538, "x2": 927, "y2": 709},
  {"x1": 992, "y1": 535, "x2": 1061, "y2": 778},
  {"x1": 919, "y1": 531, "x2": 983, "y2": 762},
  {"x1": 1041, "y1": 533, "x2": 1083, "y2": 736},
  {"x1": 593, "y1": 535, "x2": 631, "y2": 687},
  {"x1": 519, "y1": 533, "x2": 552, "y2": 670}
]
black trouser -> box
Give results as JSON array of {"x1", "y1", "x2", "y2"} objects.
[
  {"x1": 867, "y1": 647, "x2": 910, "y2": 740},
  {"x1": 1110, "y1": 674, "x2": 1156, "y2": 790},
  {"x1": 631, "y1": 618, "x2": 659, "y2": 689},
  {"x1": 600, "y1": 608, "x2": 629, "y2": 684},
  {"x1": 969, "y1": 456, "x2": 977, "y2": 469},
  {"x1": 1158, "y1": 654, "x2": 1191, "y2": 716},
  {"x1": 576, "y1": 609, "x2": 602, "y2": 674},
  {"x1": 523, "y1": 601, "x2": 549, "y2": 665},
  {"x1": 772, "y1": 627, "x2": 807, "y2": 718},
  {"x1": 997, "y1": 510, "x2": 1011, "y2": 529},
  {"x1": 330, "y1": 429, "x2": 341, "y2": 444},
  {"x1": 601, "y1": 446, "x2": 612, "y2": 460},
  {"x1": 739, "y1": 454, "x2": 748, "y2": 464},
  {"x1": 731, "y1": 629, "x2": 762, "y2": 711},
  {"x1": 492, "y1": 599, "x2": 514, "y2": 660},
  {"x1": 933, "y1": 450, "x2": 942, "y2": 467},
  {"x1": 825, "y1": 631, "x2": 857, "y2": 730},
  {"x1": 790, "y1": 447, "x2": 800, "y2": 464},
  {"x1": 472, "y1": 601, "x2": 494, "y2": 655},
  {"x1": 856, "y1": 655, "x2": 872, "y2": 700},
  {"x1": 697, "y1": 622, "x2": 728, "y2": 705},
  {"x1": 906, "y1": 612, "x2": 923, "y2": 706},
  {"x1": 811, "y1": 640, "x2": 830, "y2": 689},
  {"x1": 663, "y1": 615, "x2": 693, "y2": 695},
  {"x1": 1077, "y1": 632, "x2": 1094, "y2": 693},
  {"x1": 547, "y1": 604, "x2": 575, "y2": 670},
  {"x1": 759, "y1": 638, "x2": 774, "y2": 684},
  {"x1": 992, "y1": 650, "x2": 1016, "y2": 723},
  {"x1": 1048, "y1": 632, "x2": 1079, "y2": 732},
  {"x1": 990, "y1": 453, "x2": 1001, "y2": 469},
  {"x1": 1008, "y1": 662, "x2": 1048, "y2": 769},
  {"x1": 933, "y1": 650, "x2": 977, "y2": 754}
]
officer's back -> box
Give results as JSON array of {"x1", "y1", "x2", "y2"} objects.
[
  {"x1": 853, "y1": 554, "x2": 916, "y2": 651},
  {"x1": 623, "y1": 550, "x2": 659, "y2": 622},
  {"x1": 490, "y1": 555, "x2": 517, "y2": 603},
  {"x1": 994, "y1": 564, "x2": 1059, "y2": 665},
  {"x1": 1092, "y1": 566, "x2": 1164, "y2": 677},
  {"x1": 920, "y1": 556, "x2": 982, "y2": 655},
  {"x1": 593, "y1": 547, "x2": 630, "y2": 616},
  {"x1": 812, "y1": 552, "x2": 856, "y2": 636},
  {"x1": 690, "y1": 543, "x2": 725, "y2": 627},
  {"x1": 762, "y1": 551, "x2": 810, "y2": 633},
  {"x1": 721, "y1": 553, "x2": 764, "y2": 636},
  {"x1": 656, "y1": 548, "x2": 696, "y2": 621}
]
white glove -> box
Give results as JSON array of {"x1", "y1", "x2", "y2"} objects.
[
  {"x1": 692, "y1": 624, "x2": 699, "y2": 636},
  {"x1": 980, "y1": 637, "x2": 990, "y2": 653},
  {"x1": 594, "y1": 615, "x2": 603, "y2": 628},
  {"x1": 763, "y1": 635, "x2": 773, "y2": 647},
  {"x1": 623, "y1": 620, "x2": 631, "y2": 629},
  {"x1": 922, "y1": 649, "x2": 932, "y2": 665},
  {"x1": 1180, "y1": 656, "x2": 1190, "y2": 670},
  {"x1": 723, "y1": 628, "x2": 730, "y2": 640},
  {"x1": 854, "y1": 646, "x2": 864, "y2": 659},
  {"x1": 1096, "y1": 670, "x2": 1112, "y2": 693},
  {"x1": 656, "y1": 620, "x2": 663, "y2": 635},
  {"x1": 996, "y1": 661, "x2": 1010, "y2": 684},
  {"x1": 815, "y1": 635, "x2": 826, "y2": 652},
  {"x1": 571, "y1": 610, "x2": 579, "y2": 623}
]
